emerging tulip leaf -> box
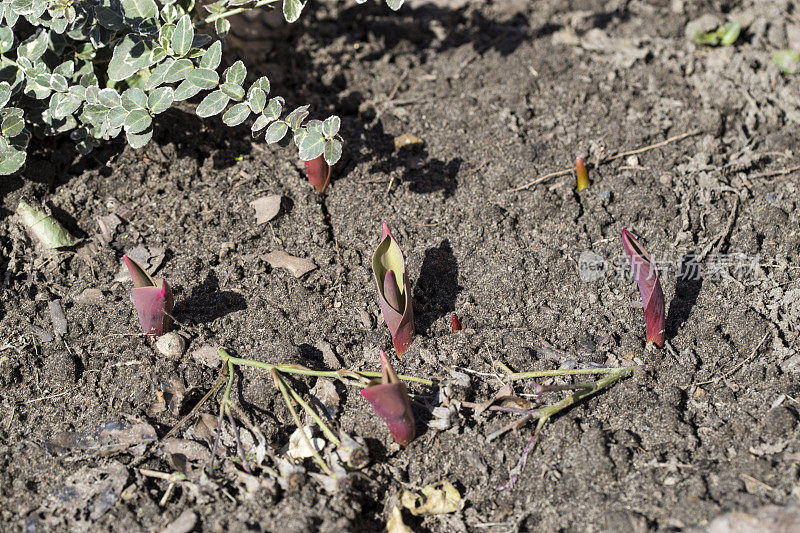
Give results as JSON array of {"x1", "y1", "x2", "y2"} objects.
[
  {"x1": 304, "y1": 155, "x2": 332, "y2": 193},
  {"x1": 360, "y1": 350, "x2": 416, "y2": 447},
  {"x1": 575, "y1": 156, "x2": 589, "y2": 191},
  {"x1": 451, "y1": 314, "x2": 462, "y2": 332},
  {"x1": 372, "y1": 222, "x2": 415, "y2": 355},
  {"x1": 123, "y1": 254, "x2": 157, "y2": 288},
  {"x1": 621, "y1": 229, "x2": 665, "y2": 348},
  {"x1": 123, "y1": 255, "x2": 174, "y2": 342}
]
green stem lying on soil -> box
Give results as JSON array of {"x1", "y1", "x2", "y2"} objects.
[
  {"x1": 218, "y1": 349, "x2": 435, "y2": 386},
  {"x1": 273, "y1": 370, "x2": 334, "y2": 477},
  {"x1": 497, "y1": 366, "x2": 638, "y2": 491},
  {"x1": 495, "y1": 360, "x2": 634, "y2": 381}
]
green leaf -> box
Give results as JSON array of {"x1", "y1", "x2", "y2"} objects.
[
  {"x1": 717, "y1": 21, "x2": 740, "y2": 46},
  {"x1": 145, "y1": 58, "x2": 175, "y2": 90},
  {"x1": 247, "y1": 88, "x2": 266, "y2": 114},
  {"x1": 322, "y1": 115, "x2": 340, "y2": 138},
  {"x1": 225, "y1": 60, "x2": 246, "y2": 85},
  {"x1": 0, "y1": 82, "x2": 10, "y2": 108},
  {"x1": 124, "y1": 38, "x2": 157, "y2": 70},
  {"x1": 251, "y1": 114, "x2": 272, "y2": 133},
  {"x1": 385, "y1": 0, "x2": 403, "y2": 10},
  {"x1": 171, "y1": 14, "x2": 194, "y2": 56},
  {"x1": 16, "y1": 200, "x2": 79, "y2": 249},
  {"x1": 164, "y1": 59, "x2": 194, "y2": 83},
  {"x1": 148, "y1": 87, "x2": 174, "y2": 114},
  {"x1": 2, "y1": 114, "x2": 24, "y2": 138},
  {"x1": 323, "y1": 138, "x2": 342, "y2": 166},
  {"x1": 0, "y1": 147, "x2": 25, "y2": 175},
  {"x1": 95, "y1": 2, "x2": 125, "y2": 30},
  {"x1": 173, "y1": 79, "x2": 201, "y2": 101},
  {"x1": 196, "y1": 90, "x2": 229, "y2": 117},
  {"x1": 220, "y1": 82, "x2": 245, "y2": 101},
  {"x1": 108, "y1": 36, "x2": 139, "y2": 81},
  {"x1": 186, "y1": 68, "x2": 219, "y2": 89},
  {"x1": 107, "y1": 106, "x2": 128, "y2": 128},
  {"x1": 772, "y1": 49, "x2": 800, "y2": 75},
  {"x1": 0, "y1": 26, "x2": 14, "y2": 54},
  {"x1": 285, "y1": 105, "x2": 309, "y2": 130},
  {"x1": 263, "y1": 96, "x2": 284, "y2": 120},
  {"x1": 214, "y1": 18, "x2": 230, "y2": 37},
  {"x1": 222, "y1": 102, "x2": 250, "y2": 126},
  {"x1": 124, "y1": 108, "x2": 152, "y2": 134},
  {"x1": 51, "y1": 94, "x2": 82, "y2": 119},
  {"x1": 150, "y1": 47, "x2": 167, "y2": 63},
  {"x1": 18, "y1": 30, "x2": 48, "y2": 61},
  {"x1": 126, "y1": 126, "x2": 153, "y2": 149},
  {"x1": 121, "y1": 88, "x2": 148, "y2": 110},
  {"x1": 81, "y1": 104, "x2": 109, "y2": 126},
  {"x1": 252, "y1": 75, "x2": 270, "y2": 94},
  {"x1": 298, "y1": 130, "x2": 325, "y2": 160},
  {"x1": 201, "y1": 41, "x2": 222, "y2": 70},
  {"x1": 120, "y1": 0, "x2": 157, "y2": 21},
  {"x1": 98, "y1": 88, "x2": 121, "y2": 108},
  {"x1": 282, "y1": 0, "x2": 305, "y2": 23},
  {"x1": 265, "y1": 120, "x2": 288, "y2": 143}
]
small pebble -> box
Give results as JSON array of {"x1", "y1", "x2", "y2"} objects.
[{"x1": 156, "y1": 332, "x2": 187, "y2": 358}]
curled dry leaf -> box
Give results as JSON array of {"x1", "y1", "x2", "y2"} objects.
[
  {"x1": 394, "y1": 133, "x2": 424, "y2": 151},
  {"x1": 311, "y1": 377, "x2": 340, "y2": 417},
  {"x1": 386, "y1": 506, "x2": 412, "y2": 533},
  {"x1": 287, "y1": 425, "x2": 325, "y2": 459},
  {"x1": 250, "y1": 195, "x2": 282, "y2": 224},
  {"x1": 17, "y1": 199, "x2": 79, "y2": 249},
  {"x1": 265, "y1": 251, "x2": 317, "y2": 278},
  {"x1": 401, "y1": 480, "x2": 462, "y2": 516}
]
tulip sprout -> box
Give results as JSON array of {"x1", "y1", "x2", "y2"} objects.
[
  {"x1": 621, "y1": 229, "x2": 666, "y2": 347},
  {"x1": 123, "y1": 255, "x2": 174, "y2": 342},
  {"x1": 575, "y1": 155, "x2": 590, "y2": 191},
  {"x1": 372, "y1": 222, "x2": 416, "y2": 355}
]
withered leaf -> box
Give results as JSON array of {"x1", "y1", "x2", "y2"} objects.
[
  {"x1": 250, "y1": 195, "x2": 282, "y2": 224},
  {"x1": 265, "y1": 251, "x2": 316, "y2": 278}
]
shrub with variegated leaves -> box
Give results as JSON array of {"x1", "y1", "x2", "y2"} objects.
[{"x1": 0, "y1": 0, "x2": 405, "y2": 175}]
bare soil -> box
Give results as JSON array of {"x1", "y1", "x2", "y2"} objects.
[{"x1": 2, "y1": 0, "x2": 799, "y2": 531}]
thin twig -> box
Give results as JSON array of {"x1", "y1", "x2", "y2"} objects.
[
  {"x1": 162, "y1": 371, "x2": 227, "y2": 441},
  {"x1": 227, "y1": 410, "x2": 252, "y2": 474},
  {"x1": 510, "y1": 131, "x2": 699, "y2": 191},
  {"x1": 697, "y1": 194, "x2": 740, "y2": 262},
  {"x1": 695, "y1": 331, "x2": 770, "y2": 387},
  {"x1": 748, "y1": 165, "x2": 800, "y2": 179}
]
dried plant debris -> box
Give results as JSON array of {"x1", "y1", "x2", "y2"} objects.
[
  {"x1": 265, "y1": 251, "x2": 317, "y2": 278},
  {"x1": 310, "y1": 377, "x2": 340, "y2": 417},
  {"x1": 250, "y1": 195, "x2": 282, "y2": 224},
  {"x1": 47, "y1": 421, "x2": 156, "y2": 456},
  {"x1": 401, "y1": 481, "x2": 463, "y2": 516},
  {"x1": 386, "y1": 506, "x2": 413, "y2": 533},
  {"x1": 286, "y1": 425, "x2": 325, "y2": 459},
  {"x1": 29, "y1": 461, "x2": 128, "y2": 530},
  {"x1": 96, "y1": 213, "x2": 124, "y2": 245},
  {"x1": 16, "y1": 199, "x2": 79, "y2": 249},
  {"x1": 159, "y1": 510, "x2": 197, "y2": 533}
]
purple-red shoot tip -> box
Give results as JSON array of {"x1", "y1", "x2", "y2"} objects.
[
  {"x1": 621, "y1": 229, "x2": 665, "y2": 348},
  {"x1": 305, "y1": 155, "x2": 332, "y2": 194},
  {"x1": 360, "y1": 350, "x2": 416, "y2": 447},
  {"x1": 451, "y1": 314, "x2": 462, "y2": 332},
  {"x1": 123, "y1": 255, "x2": 174, "y2": 343}
]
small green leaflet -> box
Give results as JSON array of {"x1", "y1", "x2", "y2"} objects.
[
  {"x1": 283, "y1": 0, "x2": 305, "y2": 23},
  {"x1": 196, "y1": 90, "x2": 229, "y2": 117},
  {"x1": 171, "y1": 15, "x2": 194, "y2": 57},
  {"x1": 298, "y1": 130, "x2": 325, "y2": 161},
  {"x1": 265, "y1": 120, "x2": 288, "y2": 143}
]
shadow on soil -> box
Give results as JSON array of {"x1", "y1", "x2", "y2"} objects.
[{"x1": 666, "y1": 253, "x2": 703, "y2": 340}]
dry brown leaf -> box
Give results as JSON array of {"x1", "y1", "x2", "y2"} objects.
[
  {"x1": 250, "y1": 195, "x2": 282, "y2": 224},
  {"x1": 265, "y1": 251, "x2": 316, "y2": 278}
]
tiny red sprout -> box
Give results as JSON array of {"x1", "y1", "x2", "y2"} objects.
[
  {"x1": 123, "y1": 255, "x2": 174, "y2": 343},
  {"x1": 360, "y1": 350, "x2": 416, "y2": 447},
  {"x1": 305, "y1": 155, "x2": 332, "y2": 193},
  {"x1": 621, "y1": 229, "x2": 665, "y2": 348},
  {"x1": 451, "y1": 314, "x2": 462, "y2": 332},
  {"x1": 576, "y1": 156, "x2": 589, "y2": 191},
  {"x1": 372, "y1": 222, "x2": 415, "y2": 356}
]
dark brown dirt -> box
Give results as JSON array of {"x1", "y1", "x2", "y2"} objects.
[{"x1": 2, "y1": 0, "x2": 800, "y2": 531}]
